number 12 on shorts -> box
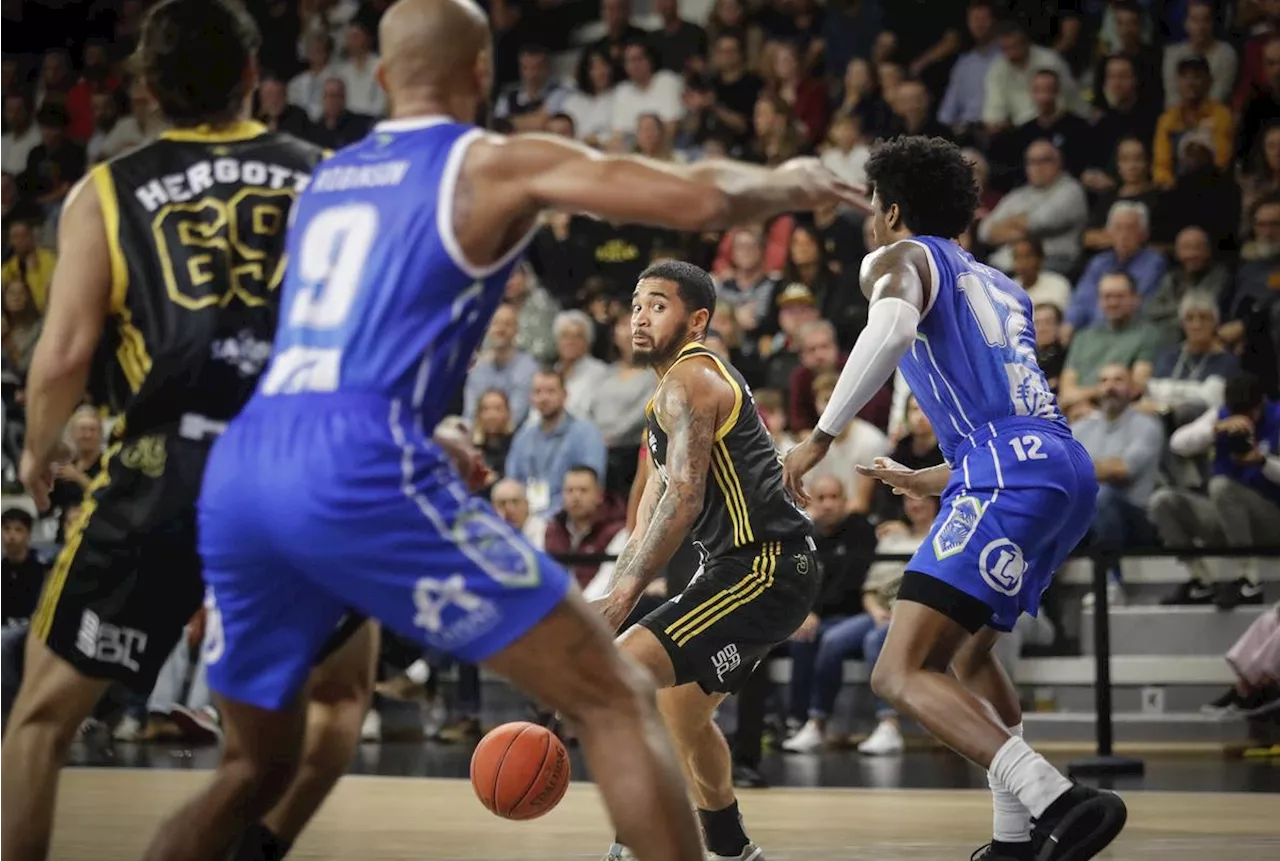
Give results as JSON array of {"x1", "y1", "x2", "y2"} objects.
[{"x1": 1008, "y1": 435, "x2": 1047, "y2": 462}]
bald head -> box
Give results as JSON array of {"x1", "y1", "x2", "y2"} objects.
[{"x1": 379, "y1": 0, "x2": 490, "y2": 108}]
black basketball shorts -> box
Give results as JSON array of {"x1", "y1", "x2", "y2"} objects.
[
  {"x1": 29, "y1": 432, "x2": 365, "y2": 694},
  {"x1": 638, "y1": 538, "x2": 820, "y2": 694}
]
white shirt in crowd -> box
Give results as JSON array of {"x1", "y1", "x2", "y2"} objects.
[
  {"x1": 805, "y1": 418, "x2": 892, "y2": 504},
  {"x1": 288, "y1": 64, "x2": 336, "y2": 121},
  {"x1": 821, "y1": 144, "x2": 871, "y2": 189},
  {"x1": 611, "y1": 70, "x2": 685, "y2": 134},
  {"x1": 562, "y1": 90, "x2": 617, "y2": 143},
  {"x1": 983, "y1": 44, "x2": 1076, "y2": 127},
  {"x1": 562, "y1": 356, "x2": 610, "y2": 419},
  {"x1": 1020, "y1": 270, "x2": 1073, "y2": 314},
  {"x1": 1, "y1": 125, "x2": 41, "y2": 175},
  {"x1": 334, "y1": 55, "x2": 387, "y2": 116}
]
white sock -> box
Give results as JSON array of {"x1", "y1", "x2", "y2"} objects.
[
  {"x1": 988, "y1": 734, "x2": 1072, "y2": 819},
  {"x1": 988, "y1": 723, "x2": 1032, "y2": 843},
  {"x1": 405, "y1": 659, "x2": 430, "y2": 684}
]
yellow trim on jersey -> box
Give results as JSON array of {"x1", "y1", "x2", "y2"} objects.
[
  {"x1": 715, "y1": 441, "x2": 753, "y2": 544},
  {"x1": 92, "y1": 164, "x2": 153, "y2": 393},
  {"x1": 160, "y1": 120, "x2": 268, "y2": 143},
  {"x1": 30, "y1": 442, "x2": 122, "y2": 642},
  {"x1": 698, "y1": 353, "x2": 744, "y2": 441},
  {"x1": 665, "y1": 542, "x2": 779, "y2": 647}
]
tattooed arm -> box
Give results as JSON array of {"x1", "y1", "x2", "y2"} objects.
[{"x1": 592, "y1": 364, "x2": 726, "y2": 631}]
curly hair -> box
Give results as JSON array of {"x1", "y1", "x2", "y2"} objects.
[{"x1": 864, "y1": 136, "x2": 980, "y2": 240}]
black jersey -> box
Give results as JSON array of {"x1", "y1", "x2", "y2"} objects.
[
  {"x1": 91, "y1": 121, "x2": 326, "y2": 439},
  {"x1": 644, "y1": 343, "x2": 812, "y2": 559}
]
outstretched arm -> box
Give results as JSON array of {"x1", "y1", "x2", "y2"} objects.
[
  {"x1": 781, "y1": 241, "x2": 930, "y2": 505},
  {"x1": 20, "y1": 172, "x2": 111, "y2": 510},
  {"x1": 593, "y1": 367, "x2": 724, "y2": 630},
  {"x1": 453, "y1": 133, "x2": 868, "y2": 270}
]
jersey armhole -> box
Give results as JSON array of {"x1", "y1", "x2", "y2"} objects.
[
  {"x1": 88, "y1": 164, "x2": 128, "y2": 316},
  {"x1": 436, "y1": 129, "x2": 540, "y2": 279},
  {"x1": 899, "y1": 238, "x2": 942, "y2": 320}
]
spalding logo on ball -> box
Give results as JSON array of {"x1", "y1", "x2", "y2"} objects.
[{"x1": 470, "y1": 721, "x2": 571, "y2": 820}]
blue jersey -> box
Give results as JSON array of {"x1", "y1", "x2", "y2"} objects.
[
  {"x1": 898, "y1": 235, "x2": 1066, "y2": 465},
  {"x1": 254, "y1": 116, "x2": 525, "y2": 432}
]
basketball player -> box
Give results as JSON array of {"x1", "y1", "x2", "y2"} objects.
[
  {"x1": 2, "y1": 4, "x2": 378, "y2": 861},
  {"x1": 136, "y1": 0, "x2": 860, "y2": 858},
  {"x1": 782, "y1": 135, "x2": 1126, "y2": 861},
  {"x1": 592, "y1": 260, "x2": 818, "y2": 861}
]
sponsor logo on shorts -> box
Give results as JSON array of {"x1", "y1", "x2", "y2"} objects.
[
  {"x1": 933, "y1": 495, "x2": 986, "y2": 560},
  {"x1": 795, "y1": 554, "x2": 810, "y2": 575},
  {"x1": 979, "y1": 539, "x2": 1027, "y2": 596},
  {"x1": 711, "y1": 643, "x2": 741, "y2": 682},
  {"x1": 453, "y1": 507, "x2": 540, "y2": 588},
  {"x1": 210, "y1": 329, "x2": 273, "y2": 378},
  {"x1": 413, "y1": 575, "x2": 502, "y2": 648},
  {"x1": 76, "y1": 610, "x2": 148, "y2": 673},
  {"x1": 119, "y1": 435, "x2": 167, "y2": 478},
  {"x1": 202, "y1": 588, "x2": 224, "y2": 665}
]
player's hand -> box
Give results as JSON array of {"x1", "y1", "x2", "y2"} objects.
[
  {"x1": 778, "y1": 157, "x2": 873, "y2": 214},
  {"x1": 589, "y1": 590, "x2": 636, "y2": 634},
  {"x1": 1215, "y1": 414, "x2": 1254, "y2": 436},
  {"x1": 855, "y1": 457, "x2": 929, "y2": 499},
  {"x1": 432, "y1": 418, "x2": 491, "y2": 492},
  {"x1": 782, "y1": 433, "x2": 832, "y2": 508},
  {"x1": 790, "y1": 612, "x2": 820, "y2": 642},
  {"x1": 19, "y1": 449, "x2": 54, "y2": 511}
]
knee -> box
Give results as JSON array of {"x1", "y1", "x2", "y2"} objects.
[
  {"x1": 1147, "y1": 488, "x2": 1175, "y2": 518},
  {"x1": 563, "y1": 647, "x2": 658, "y2": 727},
  {"x1": 1208, "y1": 475, "x2": 1238, "y2": 505},
  {"x1": 220, "y1": 748, "x2": 301, "y2": 815},
  {"x1": 868, "y1": 658, "x2": 903, "y2": 707}
]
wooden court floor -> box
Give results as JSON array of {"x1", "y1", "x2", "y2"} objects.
[{"x1": 53, "y1": 768, "x2": 1280, "y2": 860}]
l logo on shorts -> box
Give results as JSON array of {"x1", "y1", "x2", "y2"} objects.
[{"x1": 979, "y1": 539, "x2": 1027, "y2": 596}]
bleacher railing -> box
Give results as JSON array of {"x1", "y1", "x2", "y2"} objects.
[{"x1": 554, "y1": 544, "x2": 1280, "y2": 777}]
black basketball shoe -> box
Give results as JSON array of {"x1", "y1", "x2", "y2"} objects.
[{"x1": 1030, "y1": 784, "x2": 1127, "y2": 861}]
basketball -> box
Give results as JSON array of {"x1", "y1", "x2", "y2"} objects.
[{"x1": 470, "y1": 722, "x2": 571, "y2": 820}]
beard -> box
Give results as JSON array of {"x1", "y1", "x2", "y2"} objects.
[{"x1": 632, "y1": 326, "x2": 690, "y2": 368}]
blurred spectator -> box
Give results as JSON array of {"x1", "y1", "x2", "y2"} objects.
[
  {"x1": 1159, "y1": 374, "x2": 1280, "y2": 608},
  {"x1": 1073, "y1": 363, "x2": 1166, "y2": 598},
  {"x1": 1034, "y1": 303, "x2": 1067, "y2": 392},
  {"x1": 1241, "y1": 124, "x2": 1280, "y2": 234},
  {"x1": 706, "y1": 0, "x2": 764, "y2": 71},
  {"x1": 834, "y1": 58, "x2": 893, "y2": 142},
  {"x1": 1145, "y1": 227, "x2": 1230, "y2": 339},
  {"x1": 760, "y1": 282, "x2": 820, "y2": 390},
  {"x1": 1011, "y1": 238, "x2": 1071, "y2": 314},
  {"x1": 612, "y1": 40, "x2": 684, "y2": 141},
  {"x1": 766, "y1": 41, "x2": 829, "y2": 147},
  {"x1": 716, "y1": 228, "x2": 779, "y2": 333},
  {"x1": 33, "y1": 49, "x2": 74, "y2": 117},
  {"x1": 1221, "y1": 193, "x2": 1280, "y2": 367},
  {"x1": 1157, "y1": 130, "x2": 1243, "y2": 250},
  {"x1": 86, "y1": 91, "x2": 121, "y2": 165},
  {"x1": 494, "y1": 45, "x2": 572, "y2": 132},
  {"x1": 786, "y1": 320, "x2": 841, "y2": 433},
  {"x1": 588, "y1": 316, "x2": 654, "y2": 492},
  {"x1": 554, "y1": 309, "x2": 610, "y2": 418},
  {"x1": 876, "y1": 395, "x2": 943, "y2": 523},
  {"x1": 1163, "y1": 0, "x2": 1237, "y2": 108},
  {"x1": 257, "y1": 75, "x2": 312, "y2": 139},
  {"x1": 1087, "y1": 55, "x2": 1161, "y2": 177},
  {"x1": 781, "y1": 474, "x2": 875, "y2": 752},
  {"x1": 1007, "y1": 70, "x2": 1090, "y2": 178},
  {"x1": 2, "y1": 94, "x2": 40, "y2": 176},
  {"x1": 983, "y1": 20, "x2": 1074, "y2": 132},
  {"x1": 816, "y1": 0, "x2": 882, "y2": 84},
  {"x1": 1081, "y1": 136, "x2": 1159, "y2": 249},
  {"x1": 885, "y1": 80, "x2": 949, "y2": 141},
  {"x1": 747, "y1": 93, "x2": 805, "y2": 165},
  {"x1": 463, "y1": 303, "x2": 538, "y2": 427},
  {"x1": 139, "y1": 615, "x2": 219, "y2": 745},
  {"x1": 591, "y1": 0, "x2": 649, "y2": 66},
  {"x1": 2, "y1": 279, "x2": 42, "y2": 381},
  {"x1": 709, "y1": 302, "x2": 765, "y2": 386},
  {"x1": 755, "y1": 386, "x2": 795, "y2": 454},
  {"x1": 546, "y1": 465, "x2": 628, "y2": 594},
  {"x1": 1059, "y1": 272, "x2": 1165, "y2": 413},
  {"x1": 332, "y1": 20, "x2": 386, "y2": 117},
  {"x1": 650, "y1": 0, "x2": 707, "y2": 75},
  {"x1": 1143, "y1": 292, "x2": 1239, "y2": 427},
  {"x1": 880, "y1": 0, "x2": 963, "y2": 97},
  {"x1": 1093, "y1": 1, "x2": 1165, "y2": 108},
  {"x1": 48, "y1": 406, "x2": 102, "y2": 524},
  {"x1": 707, "y1": 33, "x2": 762, "y2": 147},
  {"x1": 491, "y1": 477, "x2": 547, "y2": 550},
  {"x1": 257, "y1": 0, "x2": 305, "y2": 81},
  {"x1": 804, "y1": 371, "x2": 891, "y2": 514},
  {"x1": 65, "y1": 39, "x2": 120, "y2": 144},
  {"x1": 2, "y1": 220, "x2": 55, "y2": 312},
  {"x1": 19, "y1": 104, "x2": 85, "y2": 212},
  {"x1": 1065, "y1": 201, "x2": 1166, "y2": 337},
  {"x1": 310, "y1": 78, "x2": 372, "y2": 150},
  {"x1": 1235, "y1": 22, "x2": 1280, "y2": 111},
  {"x1": 547, "y1": 113, "x2": 576, "y2": 138},
  {"x1": 473, "y1": 389, "x2": 515, "y2": 481},
  {"x1": 1153, "y1": 55, "x2": 1233, "y2": 186},
  {"x1": 820, "y1": 115, "x2": 869, "y2": 189},
  {"x1": 809, "y1": 203, "x2": 866, "y2": 279},
  {"x1": 1, "y1": 174, "x2": 41, "y2": 241},
  {"x1": 778, "y1": 222, "x2": 864, "y2": 345},
  {"x1": 563, "y1": 48, "x2": 619, "y2": 147},
  {"x1": 97, "y1": 77, "x2": 167, "y2": 163},
  {"x1": 1200, "y1": 604, "x2": 1280, "y2": 717},
  {"x1": 937, "y1": 1, "x2": 999, "y2": 135},
  {"x1": 978, "y1": 140, "x2": 1087, "y2": 274},
  {"x1": 1237, "y1": 39, "x2": 1280, "y2": 162},
  {"x1": 0, "y1": 506, "x2": 44, "y2": 626},
  {"x1": 506, "y1": 368, "x2": 608, "y2": 515},
  {"x1": 288, "y1": 32, "x2": 338, "y2": 122},
  {"x1": 503, "y1": 261, "x2": 559, "y2": 365}
]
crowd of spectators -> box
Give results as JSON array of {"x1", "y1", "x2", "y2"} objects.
[{"x1": 3, "y1": 0, "x2": 1279, "y2": 756}]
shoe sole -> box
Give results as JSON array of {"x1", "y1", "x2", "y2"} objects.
[{"x1": 1036, "y1": 794, "x2": 1127, "y2": 861}]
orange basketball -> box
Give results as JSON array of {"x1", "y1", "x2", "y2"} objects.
[{"x1": 470, "y1": 721, "x2": 571, "y2": 820}]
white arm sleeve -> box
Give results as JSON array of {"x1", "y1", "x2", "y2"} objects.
[{"x1": 816, "y1": 296, "x2": 920, "y2": 438}]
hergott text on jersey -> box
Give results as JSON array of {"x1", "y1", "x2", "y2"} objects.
[{"x1": 133, "y1": 158, "x2": 311, "y2": 212}]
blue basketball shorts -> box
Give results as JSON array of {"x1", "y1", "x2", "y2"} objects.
[
  {"x1": 198, "y1": 393, "x2": 572, "y2": 711},
  {"x1": 905, "y1": 418, "x2": 1098, "y2": 632}
]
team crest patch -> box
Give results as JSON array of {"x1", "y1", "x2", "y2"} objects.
[
  {"x1": 453, "y1": 507, "x2": 540, "y2": 588},
  {"x1": 119, "y1": 435, "x2": 167, "y2": 478},
  {"x1": 979, "y1": 539, "x2": 1027, "y2": 596},
  {"x1": 933, "y1": 495, "x2": 986, "y2": 560}
]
